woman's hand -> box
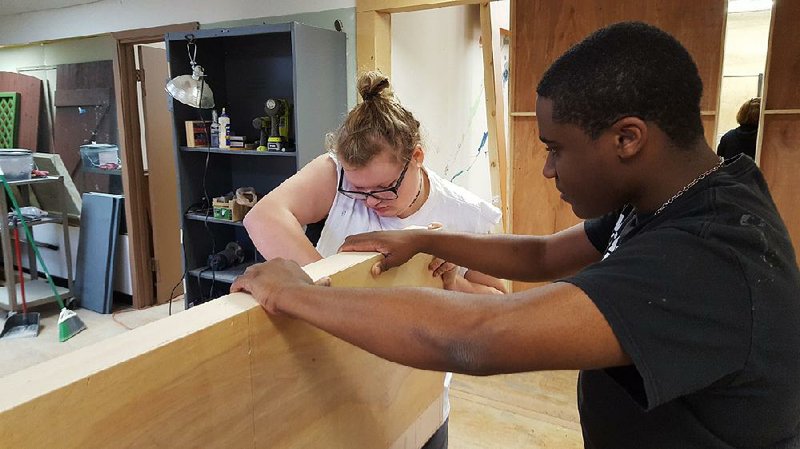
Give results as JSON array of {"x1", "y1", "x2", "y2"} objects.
[
  {"x1": 429, "y1": 257, "x2": 458, "y2": 290},
  {"x1": 230, "y1": 259, "x2": 316, "y2": 315}
]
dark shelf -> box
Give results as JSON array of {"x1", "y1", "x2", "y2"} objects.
[
  {"x1": 180, "y1": 146, "x2": 296, "y2": 156},
  {"x1": 188, "y1": 262, "x2": 254, "y2": 284},
  {"x1": 6, "y1": 176, "x2": 62, "y2": 186},
  {"x1": 185, "y1": 212, "x2": 246, "y2": 227},
  {"x1": 169, "y1": 22, "x2": 346, "y2": 307}
]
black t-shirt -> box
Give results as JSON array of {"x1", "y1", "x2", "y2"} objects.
[
  {"x1": 564, "y1": 155, "x2": 800, "y2": 448},
  {"x1": 717, "y1": 125, "x2": 758, "y2": 160}
]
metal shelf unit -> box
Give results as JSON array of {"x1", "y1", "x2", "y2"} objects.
[
  {"x1": 0, "y1": 176, "x2": 73, "y2": 311},
  {"x1": 167, "y1": 22, "x2": 346, "y2": 308}
]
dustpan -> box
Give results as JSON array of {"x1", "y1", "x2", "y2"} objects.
[
  {"x1": 0, "y1": 312, "x2": 40, "y2": 339},
  {"x1": 0, "y1": 227, "x2": 40, "y2": 339}
]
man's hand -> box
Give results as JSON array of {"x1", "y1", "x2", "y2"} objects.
[
  {"x1": 339, "y1": 229, "x2": 426, "y2": 274},
  {"x1": 230, "y1": 259, "x2": 315, "y2": 315}
]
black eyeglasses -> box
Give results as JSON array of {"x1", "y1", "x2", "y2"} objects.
[{"x1": 337, "y1": 160, "x2": 411, "y2": 200}]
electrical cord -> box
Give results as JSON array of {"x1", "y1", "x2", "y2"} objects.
[{"x1": 194, "y1": 75, "x2": 217, "y2": 304}]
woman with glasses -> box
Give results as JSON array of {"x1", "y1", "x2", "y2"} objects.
[
  {"x1": 243, "y1": 70, "x2": 503, "y2": 449},
  {"x1": 244, "y1": 71, "x2": 504, "y2": 294}
]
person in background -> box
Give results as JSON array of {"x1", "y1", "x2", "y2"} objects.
[
  {"x1": 234, "y1": 22, "x2": 800, "y2": 449},
  {"x1": 243, "y1": 70, "x2": 506, "y2": 449},
  {"x1": 717, "y1": 97, "x2": 760, "y2": 160}
]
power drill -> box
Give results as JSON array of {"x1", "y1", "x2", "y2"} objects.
[
  {"x1": 264, "y1": 98, "x2": 290, "y2": 151},
  {"x1": 208, "y1": 242, "x2": 245, "y2": 271}
]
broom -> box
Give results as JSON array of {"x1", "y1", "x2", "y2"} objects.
[{"x1": 0, "y1": 173, "x2": 86, "y2": 341}]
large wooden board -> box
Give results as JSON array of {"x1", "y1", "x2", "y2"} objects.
[
  {"x1": 0, "y1": 71, "x2": 42, "y2": 151},
  {"x1": 0, "y1": 252, "x2": 445, "y2": 449},
  {"x1": 759, "y1": 0, "x2": 800, "y2": 260},
  {"x1": 138, "y1": 45, "x2": 184, "y2": 303},
  {"x1": 760, "y1": 116, "x2": 800, "y2": 257}
]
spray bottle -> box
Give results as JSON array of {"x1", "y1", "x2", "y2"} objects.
[
  {"x1": 218, "y1": 108, "x2": 231, "y2": 149},
  {"x1": 210, "y1": 109, "x2": 220, "y2": 148}
]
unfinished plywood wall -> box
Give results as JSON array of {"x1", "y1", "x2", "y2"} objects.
[
  {"x1": 758, "y1": 0, "x2": 800, "y2": 261},
  {"x1": 509, "y1": 0, "x2": 726, "y2": 291},
  {"x1": 0, "y1": 252, "x2": 444, "y2": 449}
]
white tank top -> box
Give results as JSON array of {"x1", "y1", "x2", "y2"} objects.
[
  {"x1": 316, "y1": 154, "x2": 501, "y2": 257},
  {"x1": 316, "y1": 155, "x2": 501, "y2": 421}
]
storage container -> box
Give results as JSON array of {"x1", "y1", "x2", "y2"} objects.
[
  {"x1": 0, "y1": 149, "x2": 33, "y2": 181},
  {"x1": 80, "y1": 144, "x2": 121, "y2": 173}
]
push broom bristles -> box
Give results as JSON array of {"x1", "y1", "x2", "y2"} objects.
[{"x1": 58, "y1": 308, "x2": 87, "y2": 342}]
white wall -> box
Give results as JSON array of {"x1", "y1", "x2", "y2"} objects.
[
  {"x1": 392, "y1": 4, "x2": 509, "y2": 207},
  {"x1": 716, "y1": 9, "x2": 771, "y2": 145},
  {"x1": 0, "y1": 0, "x2": 354, "y2": 46}
]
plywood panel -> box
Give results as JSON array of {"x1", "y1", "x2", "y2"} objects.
[
  {"x1": 0, "y1": 71, "x2": 41, "y2": 151},
  {"x1": 511, "y1": 1, "x2": 725, "y2": 114},
  {"x1": 139, "y1": 45, "x2": 183, "y2": 303},
  {"x1": 0, "y1": 252, "x2": 444, "y2": 449},
  {"x1": 760, "y1": 116, "x2": 800, "y2": 259},
  {"x1": 759, "y1": 0, "x2": 800, "y2": 261},
  {"x1": 762, "y1": 0, "x2": 800, "y2": 111}
]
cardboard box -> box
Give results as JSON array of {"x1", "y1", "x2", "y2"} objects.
[
  {"x1": 212, "y1": 199, "x2": 249, "y2": 222},
  {"x1": 185, "y1": 120, "x2": 211, "y2": 147}
]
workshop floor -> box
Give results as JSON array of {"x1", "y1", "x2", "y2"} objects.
[
  {"x1": 0, "y1": 298, "x2": 185, "y2": 378},
  {"x1": 0, "y1": 299, "x2": 582, "y2": 448}
]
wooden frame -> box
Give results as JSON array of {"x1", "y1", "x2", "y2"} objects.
[
  {"x1": 0, "y1": 252, "x2": 445, "y2": 449},
  {"x1": 356, "y1": 0, "x2": 509, "y2": 230},
  {"x1": 111, "y1": 23, "x2": 197, "y2": 308},
  {"x1": 757, "y1": 0, "x2": 800, "y2": 258}
]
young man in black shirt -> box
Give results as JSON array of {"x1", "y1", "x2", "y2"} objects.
[{"x1": 232, "y1": 22, "x2": 800, "y2": 448}]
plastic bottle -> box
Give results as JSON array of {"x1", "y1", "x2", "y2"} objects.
[
  {"x1": 218, "y1": 108, "x2": 231, "y2": 149},
  {"x1": 210, "y1": 109, "x2": 220, "y2": 148}
]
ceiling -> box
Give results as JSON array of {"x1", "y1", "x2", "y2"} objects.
[{"x1": 0, "y1": 0, "x2": 100, "y2": 17}]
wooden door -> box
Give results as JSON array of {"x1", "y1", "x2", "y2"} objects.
[
  {"x1": 138, "y1": 45, "x2": 183, "y2": 303},
  {"x1": 509, "y1": 0, "x2": 726, "y2": 291}
]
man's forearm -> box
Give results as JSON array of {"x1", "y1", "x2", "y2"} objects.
[
  {"x1": 417, "y1": 232, "x2": 549, "y2": 282},
  {"x1": 279, "y1": 284, "x2": 486, "y2": 373}
]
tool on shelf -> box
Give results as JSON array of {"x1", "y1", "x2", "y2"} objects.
[
  {"x1": 0, "y1": 171, "x2": 86, "y2": 341},
  {"x1": 207, "y1": 241, "x2": 245, "y2": 271},
  {"x1": 264, "y1": 98, "x2": 291, "y2": 152},
  {"x1": 0, "y1": 228, "x2": 40, "y2": 339},
  {"x1": 252, "y1": 116, "x2": 269, "y2": 151}
]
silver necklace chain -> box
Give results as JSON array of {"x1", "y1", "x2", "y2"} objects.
[{"x1": 654, "y1": 156, "x2": 725, "y2": 216}]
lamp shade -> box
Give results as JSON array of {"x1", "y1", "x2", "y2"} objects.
[{"x1": 166, "y1": 74, "x2": 215, "y2": 109}]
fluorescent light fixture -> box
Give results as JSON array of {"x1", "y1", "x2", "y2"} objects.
[
  {"x1": 729, "y1": 0, "x2": 773, "y2": 13},
  {"x1": 165, "y1": 35, "x2": 215, "y2": 109}
]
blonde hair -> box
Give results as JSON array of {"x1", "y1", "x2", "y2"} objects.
[
  {"x1": 736, "y1": 98, "x2": 761, "y2": 127},
  {"x1": 327, "y1": 71, "x2": 421, "y2": 167}
]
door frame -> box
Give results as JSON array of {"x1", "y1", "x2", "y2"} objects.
[
  {"x1": 112, "y1": 22, "x2": 198, "y2": 308},
  {"x1": 356, "y1": 0, "x2": 508, "y2": 230}
]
